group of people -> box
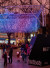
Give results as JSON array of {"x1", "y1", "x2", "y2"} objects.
[
  {"x1": 20, "y1": 42, "x2": 31, "y2": 63},
  {"x1": 2, "y1": 42, "x2": 32, "y2": 66},
  {"x1": 3, "y1": 46, "x2": 13, "y2": 66}
]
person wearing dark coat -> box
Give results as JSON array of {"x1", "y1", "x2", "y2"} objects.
[
  {"x1": 9, "y1": 47, "x2": 13, "y2": 63},
  {"x1": 3, "y1": 51, "x2": 7, "y2": 66}
]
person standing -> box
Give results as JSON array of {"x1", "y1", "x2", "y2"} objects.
[
  {"x1": 3, "y1": 45, "x2": 6, "y2": 53},
  {"x1": 16, "y1": 51, "x2": 20, "y2": 62},
  {"x1": 9, "y1": 46, "x2": 13, "y2": 63},
  {"x1": 3, "y1": 45, "x2": 5, "y2": 53},
  {"x1": 27, "y1": 46, "x2": 30, "y2": 56},
  {"x1": 3, "y1": 51, "x2": 7, "y2": 66},
  {"x1": 21, "y1": 50, "x2": 24, "y2": 61},
  {"x1": 24, "y1": 51, "x2": 27, "y2": 63}
]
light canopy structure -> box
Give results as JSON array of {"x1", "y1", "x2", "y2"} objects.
[{"x1": 0, "y1": 5, "x2": 43, "y2": 33}]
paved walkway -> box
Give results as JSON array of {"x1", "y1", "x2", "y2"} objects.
[{"x1": 0, "y1": 49, "x2": 50, "y2": 68}]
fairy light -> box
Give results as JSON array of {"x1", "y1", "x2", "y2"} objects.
[{"x1": 0, "y1": 5, "x2": 43, "y2": 33}]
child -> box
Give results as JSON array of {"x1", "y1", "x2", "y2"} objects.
[{"x1": 16, "y1": 52, "x2": 20, "y2": 62}]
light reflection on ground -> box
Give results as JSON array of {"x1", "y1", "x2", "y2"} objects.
[{"x1": 0, "y1": 49, "x2": 50, "y2": 68}]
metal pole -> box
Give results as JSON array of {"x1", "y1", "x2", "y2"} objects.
[
  {"x1": 49, "y1": 0, "x2": 50, "y2": 14},
  {"x1": 41, "y1": 0, "x2": 44, "y2": 26}
]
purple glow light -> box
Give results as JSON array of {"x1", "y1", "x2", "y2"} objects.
[{"x1": 0, "y1": 5, "x2": 43, "y2": 33}]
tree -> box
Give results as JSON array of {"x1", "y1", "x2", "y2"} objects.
[
  {"x1": 7, "y1": 33, "x2": 12, "y2": 45},
  {"x1": 25, "y1": 33, "x2": 30, "y2": 43}
]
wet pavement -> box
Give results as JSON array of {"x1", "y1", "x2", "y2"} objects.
[{"x1": 0, "y1": 49, "x2": 50, "y2": 68}]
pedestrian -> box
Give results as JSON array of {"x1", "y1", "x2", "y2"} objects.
[
  {"x1": 21, "y1": 50, "x2": 24, "y2": 61},
  {"x1": 24, "y1": 51, "x2": 27, "y2": 63},
  {"x1": 26, "y1": 44, "x2": 28, "y2": 49},
  {"x1": 3, "y1": 51, "x2": 7, "y2": 66},
  {"x1": 3, "y1": 45, "x2": 6, "y2": 53},
  {"x1": 3, "y1": 45, "x2": 5, "y2": 53},
  {"x1": 27, "y1": 46, "x2": 30, "y2": 56},
  {"x1": 9, "y1": 46, "x2": 13, "y2": 63},
  {"x1": 16, "y1": 51, "x2": 20, "y2": 62}
]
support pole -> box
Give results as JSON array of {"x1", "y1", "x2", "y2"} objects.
[{"x1": 42, "y1": 8, "x2": 46, "y2": 34}]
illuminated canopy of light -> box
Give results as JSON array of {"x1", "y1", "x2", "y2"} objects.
[{"x1": 0, "y1": 5, "x2": 43, "y2": 33}]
